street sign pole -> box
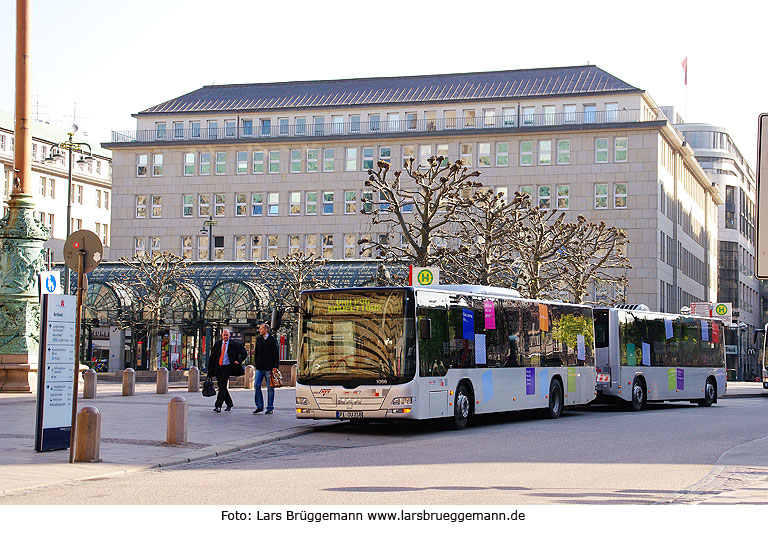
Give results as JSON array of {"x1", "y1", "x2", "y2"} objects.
[{"x1": 68, "y1": 248, "x2": 85, "y2": 463}]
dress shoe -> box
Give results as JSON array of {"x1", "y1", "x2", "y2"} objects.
[
  {"x1": 224, "y1": 406, "x2": 232, "y2": 411},
  {"x1": 252, "y1": 408, "x2": 263, "y2": 414},
  {"x1": 265, "y1": 410, "x2": 273, "y2": 414},
  {"x1": 213, "y1": 407, "x2": 221, "y2": 413}
]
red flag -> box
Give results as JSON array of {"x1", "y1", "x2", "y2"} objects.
[{"x1": 681, "y1": 57, "x2": 688, "y2": 85}]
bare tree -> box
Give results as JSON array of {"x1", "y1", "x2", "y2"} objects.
[
  {"x1": 113, "y1": 251, "x2": 192, "y2": 370},
  {"x1": 556, "y1": 219, "x2": 631, "y2": 304},
  {"x1": 362, "y1": 157, "x2": 481, "y2": 267},
  {"x1": 439, "y1": 189, "x2": 529, "y2": 287}
]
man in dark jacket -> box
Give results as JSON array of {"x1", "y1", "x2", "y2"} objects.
[
  {"x1": 207, "y1": 328, "x2": 246, "y2": 412},
  {"x1": 253, "y1": 323, "x2": 279, "y2": 414}
]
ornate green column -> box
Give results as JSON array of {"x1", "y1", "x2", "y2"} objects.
[{"x1": 0, "y1": 193, "x2": 49, "y2": 391}]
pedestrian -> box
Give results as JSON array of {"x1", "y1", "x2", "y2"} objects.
[
  {"x1": 253, "y1": 322, "x2": 279, "y2": 414},
  {"x1": 207, "y1": 328, "x2": 246, "y2": 412}
]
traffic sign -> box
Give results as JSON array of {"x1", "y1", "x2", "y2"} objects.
[
  {"x1": 39, "y1": 271, "x2": 61, "y2": 297},
  {"x1": 713, "y1": 302, "x2": 732, "y2": 325},
  {"x1": 410, "y1": 266, "x2": 440, "y2": 286},
  {"x1": 63, "y1": 230, "x2": 103, "y2": 274}
]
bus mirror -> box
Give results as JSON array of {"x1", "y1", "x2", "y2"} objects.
[
  {"x1": 754, "y1": 329, "x2": 764, "y2": 344},
  {"x1": 419, "y1": 318, "x2": 432, "y2": 339}
]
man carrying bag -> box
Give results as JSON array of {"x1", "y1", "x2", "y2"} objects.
[{"x1": 253, "y1": 323, "x2": 279, "y2": 414}]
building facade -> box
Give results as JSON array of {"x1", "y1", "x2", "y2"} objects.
[
  {"x1": 672, "y1": 120, "x2": 760, "y2": 380},
  {"x1": 0, "y1": 110, "x2": 113, "y2": 262},
  {"x1": 104, "y1": 65, "x2": 720, "y2": 314}
]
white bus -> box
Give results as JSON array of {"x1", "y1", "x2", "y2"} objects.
[
  {"x1": 593, "y1": 306, "x2": 726, "y2": 410},
  {"x1": 295, "y1": 285, "x2": 597, "y2": 429},
  {"x1": 756, "y1": 324, "x2": 768, "y2": 390}
]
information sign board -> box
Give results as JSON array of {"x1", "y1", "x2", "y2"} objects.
[{"x1": 34, "y1": 294, "x2": 77, "y2": 452}]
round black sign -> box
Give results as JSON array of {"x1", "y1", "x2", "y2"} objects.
[{"x1": 63, "y1": 230, "x2": 103, "y2": 274}]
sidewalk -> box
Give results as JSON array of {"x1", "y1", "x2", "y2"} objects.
[{"x1": 0, "y1": 379, "x2": 765, "y2": 501}]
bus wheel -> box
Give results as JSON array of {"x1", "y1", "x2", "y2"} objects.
[
  {"x1": 546, "y1": 379, "x2": 563, "y2": 419},
  {"x1": 450, "y1": 383, "x2": 472, "y2": 430},
  {"x1": 698, "y1": 378, "x2": 716, "y2": 407},
  {"x1": 630, "y1": 377, "x2": 646, "y2": 411}
]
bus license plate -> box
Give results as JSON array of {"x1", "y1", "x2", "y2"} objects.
[{"x1": 337, "y1": 411, "x2": 363, "y2": 419}]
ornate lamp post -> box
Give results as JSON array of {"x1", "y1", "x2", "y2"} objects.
[{"x1": 44, "y1": 127, "x2": 94, "y2": 294}]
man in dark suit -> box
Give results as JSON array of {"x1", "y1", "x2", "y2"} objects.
[
  {"x1": 207, "y1": 328, "x2": 246, "y2": 412},
  {"x1": 253, "y1": 323, "x2": 280, "y2": 414}
]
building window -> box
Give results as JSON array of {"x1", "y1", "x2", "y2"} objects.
[
  {"x1": 40, "y1": 176, "x2": 46, "y2": 196},
  {"x1": 279, "y1": 118, "x2": 289, "y2": 136},
  {"x1": 614, "y1": 183, "x2": 627, "y2": 208},
  {"x1": 155, "y1": 122, "x2": 166, "y2": 140},
  {"x1": 181, "y1": 236, "x2": 193, "y2": 259},
  {"x1": 386, "y1": 112, "x2": 400, "y2": 132},
  {"x1": 76, "y1": 186, "x2": 83, "y2": 204},
  {"x1": 379, "y1": 146, "x2": 391, "y2": 165},
  {"x1": 306, "y1": 192, "x2": 318, "y2": 215},
  {"x1": 538, "y1": 140, "x2": 551, "y2": 165},
  {"x1": 214, "y1": 193, "x2": 226, "y2": 216},
  {"x1": 314, "y1": 116, "x2": 325, "y2": 136},
  {"x1": 595, "y1": 184, "x2": 608, "y2": 209},
  {"x1": 557, "y1": 185, "x2": 570, "y2": 209},
  {"x1": 104, "y1": 191, "x2": 109, "y2": 209},
  {"x1": 557, "y1": 139, "x2": 570, "y2": 164},
  {"x1": 463, "y1": 109, "x2": 476, "y2": 128},
  {"x1": 134, "y1": 237, "x2": 146, "y2": 256},
  {"x1": 595, "y1": 138, "x2": 609, "y2": 163},
  {"x1": 214, "y1": 236, "x2": 224, "y2": 259},
  {"x1": 362, "y1": 147, "x2": 375, "y2": 170},
  {"x1": 137, "y1": 154, "x2": 148, "y2": 177},
  {"x1": 215, "y1": 152, "x2": 226, "y2": 175},
  {"x1": 502, "y1": 107, "x2": 516, "y2": 127},
  {"x1": 307, "y1": 149, "x2": 319, "y2": 172},
  {"x1": 184, "y1": 153, "x2": 195, "y2": 176},
  {"x1": 261, "y1": 119, "x2": 272, "y2": 137},
  {"x1": 49, "y1": 178, "x2": 55, "y2": 198},
  {"x1": 306, "y1": 234, "x2": 317, "y2": 257},
  {"x1": 522, "y1": 106, "x2": 535, "y2": 126},
  {"x1": 200, "y1": 152, "x2": 211, "y2": 175},
  {"x1": 208, "y1": 121, "x2": 218, "y2": 139},
  {"x1": 519, "y1": 185, "x2": 533, "y2": 200},
  {"x1": 225, "y1": 120, "x2": 236, "y2": 137},
  {"x1": 198, "y1": 194, "x2": 210, "y2": 217},
  {"x1": 253, "y1": 151, "x2": 264, "y2": 174},
  {"x1": 483, "y1": 109, "x2": 496, "y2": 128},
  {"x1": 268, "y1": 192, "x2": 279, "y2": 215},
  {"x1": 291, "y1": 149, "x2": 302, "y2": 173},
  {"x1": 251, "y1": 193, "x2": 263, "y2": 216},
  {"x1": 234, "y1": 235, "x2": 247, "y2": 259},
  {"x1": 242, "y1": 119, "x2": 253, "y2": 137},
  {"x1": 402, "y1": 145, "x2": 414, "y2": 168},
  {"x1": 350, "y1": 115, "x2": 361, "y2": 133},
  {"x1": 584, "y1": 104, "x2": 596, "y2": 123},
  {"x1": 419, "y1": 145, "x2": 432, "y2": 167},
  {"x1": 251, "y1": 235, "x2": 262, "y2": 259},
  {"x1": 236, "y1": 151, "x2": 247, "y2": 174},
  {"x1": 296, "y1": 117, "x2": 306, "y2": 136},
  {"x1": 346, "y1": 148, "x2": 357, "y2": 171},
  {"x1": 538, "y1": 186, "x2": 551, "y2": 209},
  {"x1": 323, "y1": 148, "x2": 335, "y2": 172},
  {"x1": 235, "y1": 193, "x2": 247, "y2": 216},
  {"x1": 615, "y1": 137, "x2": 628, "y2": 162},
  {"x1": 369, "y1": 114, "x2": 380, "y2": 132},
  {"x1": 191, "y1": 121, "x2": 200, "y2": 138},
  {"x1": 344, "y1": 234, "x2": 356, "y2": 258},
  {"x1": 345, "y1": 191, "x2": 356, "y2": 214},
  {"x1": 267, "y1": 235, "x2": 278, "y2": 258},
  {"x1": 290, "y1": 192, "x2": 301, "y2": 215},
  {"x1": 102, "y1": 224, "x2": 108, "y2": 245},
  {"x1": 496, "y1": 142, "x2": 508, "y2": 166},
  {"x1": 563, "y1": 104, "x2": 576, "y2": 124},
  {"x1": 198, "y1": 236, "x2": 209, "y2": 260},
  {"x1": 437, "y1": 144, "x2": 449, "y2": 166},
  {"x1": 606, "y1": 103, "x2": 618, "y2": 123},
  {"x1": 150, "y1": 237, "x2": 161, "y2": 256},
  {"x1": 289, "y1": 235, "x2": 300, "y2": 255},
  {"x1": 323, "y1": 191, "x2": 334, "y2": 215},
  {"x1": 520, "y1": 141, "x2": 533, "y2": 166},
  {"x1": 478, "y1": 143, "x2": 491, "y2": 167},
  {"x1": 425, "y1": 111, "x2": 436, "y2": 131},
  {"x1": 543, "y1": 105, "x2": 556, "y2": 126},
  {"x1": 361, "y1": 191, "x2": 373, "y2": 214},
  {"x1": 332, "y1": 115, "x2": 343, "y2": 134},
  {"x1": 460, "y1": 143, "x2": 472, "y2": 167},
  {"x1": 135, "y1": 195, "x2": 147, "y2": 218},
  {"x1": 406, "y1": 112, "x2": 417, "y2": 130},
  {"x1": 444, "y1": 110, "x2": 456, "y2": 129},
  {"x1": 182, "y1": 194, "x2": 194, "y2": 217},
  {"x1": 269, "y1": 150, "x2": 280, "y2": 173},
  {"x1": 360, "y1": 234, "x2": 372, "y2": 257},
  {"x1": 322, "y1": 234, "x2": 334, "y2": 258}
]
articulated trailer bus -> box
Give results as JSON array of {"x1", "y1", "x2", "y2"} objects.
[
  {"x1": 594, "y1": 306, "x2": 726, "y2": 410},
  {"x1": 295, "y1": 285, "x2": 596, "y2": 429}
]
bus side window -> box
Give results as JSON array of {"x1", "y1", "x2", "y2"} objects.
[
  {"x1": 418, "y1": 306, "x2": 449, "y2": 377},
  {"x1": 519, "y1": 301, "x2": 541, "y2": 368},
  {"x1": 447, "y1": 305, "x2": 473, "y2": 369},
  {"x1": 502, "y1": 299, "x2": 521, "y2": 367}
]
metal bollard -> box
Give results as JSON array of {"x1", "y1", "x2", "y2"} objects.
[
  {"x1": 291, "y1": 364, "x2": 297, "y2": 387},
  {"x1": 82, "y1": 368, "x2": 97, "y2": 399},
  {"x1": 244, "y1": 365, "x2": 255, "y2": 389},
  {"x1": 187, "y1": 366, "x2": 200, "y2": 392},
  {"x1": 122, "y1": 368, "x2": 135, "y2": 396},
  {"x1": 74, "y1": 406, "x2": 102, "y2": 463},
  {"x1": 156, "y1": 367, "x2": 168, "y2": 394},
  {"x1": 166, "y1": 396, "x2": 188, "y2": 445}
]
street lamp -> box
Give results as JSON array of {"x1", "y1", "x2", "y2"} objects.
[
  {"x1": 734, "y1": 321, "x2": 748, "y2": 381},
  {"x1": 199, "y1": 215, "x2": 216, "y2": 261},
  {"x1": 44, "y1": 124, "x2": 94, "y2": 294}
]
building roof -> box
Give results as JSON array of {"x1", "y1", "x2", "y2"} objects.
[
  {"x1": 138, "y1": 65, "x2": 641, "y2": 116},
  {"x1": 0, "y1": 109, "x2": 112, "y2": 159}
]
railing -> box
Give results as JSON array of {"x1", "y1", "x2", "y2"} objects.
[{"x1": 111, "y1": 108, "x2": 658, "y2": 143}]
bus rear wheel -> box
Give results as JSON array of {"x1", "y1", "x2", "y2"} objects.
[
  {"x1": 698, "y1": 378, "x2": 716, "y2": 407},
  {"x1": 546, "y1": 379, "x2": 563, "y2": 419},
  {"x1": 630, "y1": 377, "x2": 646, "y2": 411},
  {"x1": 450, "y1": 383, "x2": 472, "y2": 430}
]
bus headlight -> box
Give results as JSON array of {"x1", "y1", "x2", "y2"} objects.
[
  {"x1": 392, "y1": 397, "x2": 414, "y2": 405},
  {"x1": 296, "y1": 397, "x2": 310, "y2": 405}
]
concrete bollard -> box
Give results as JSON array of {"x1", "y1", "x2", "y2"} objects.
[
  {"x1": 75, "y1": 406, "x2": 102, "y2": 463},
  {"x1": 82, "y1": 368, "x2": 97, "y2": 399},
  {"x1": 244, "y1": 365, "x2": 255, "y2": 389},
  {"x1": 187, "y1": 366, "x2": 200, "y2": 392},
  {"x1": 166, "y1": 396, "x2": 188, "y2": 445},
  {"x1": 291, "y1": 364, "x2": 297, "y2": 387},
  {"x1": 156, "y1": 367, "x2": 169, "y2": 394},
  {"x1": 122, "y1": 368, "x2": 135, "y2": 396}
]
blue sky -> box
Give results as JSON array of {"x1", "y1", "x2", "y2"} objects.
[{"x1": 1, "y1": 0, "x2": 765, "y2": 167}]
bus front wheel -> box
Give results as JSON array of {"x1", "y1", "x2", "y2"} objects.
[
  {"x1": 698, "y1": 378, "x2": 716, "y2": 407},
  {"x1": 630, "y1": 377, "x2": 646, "y2": 411},
  {"x1": 546, "y1": 379, "x2": 563, "y2": 419},
  {"x1": 450, "y1": 383, "x2": 472, "y2": 430}
]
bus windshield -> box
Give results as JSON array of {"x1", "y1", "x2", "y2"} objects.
[{"x1": 298, "y1": 289, "x2": 416, "y2": 386}]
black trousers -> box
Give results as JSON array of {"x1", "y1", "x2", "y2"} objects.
[{"x1": 215, "y1": 366, "x2": 233, "y2": 408}]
